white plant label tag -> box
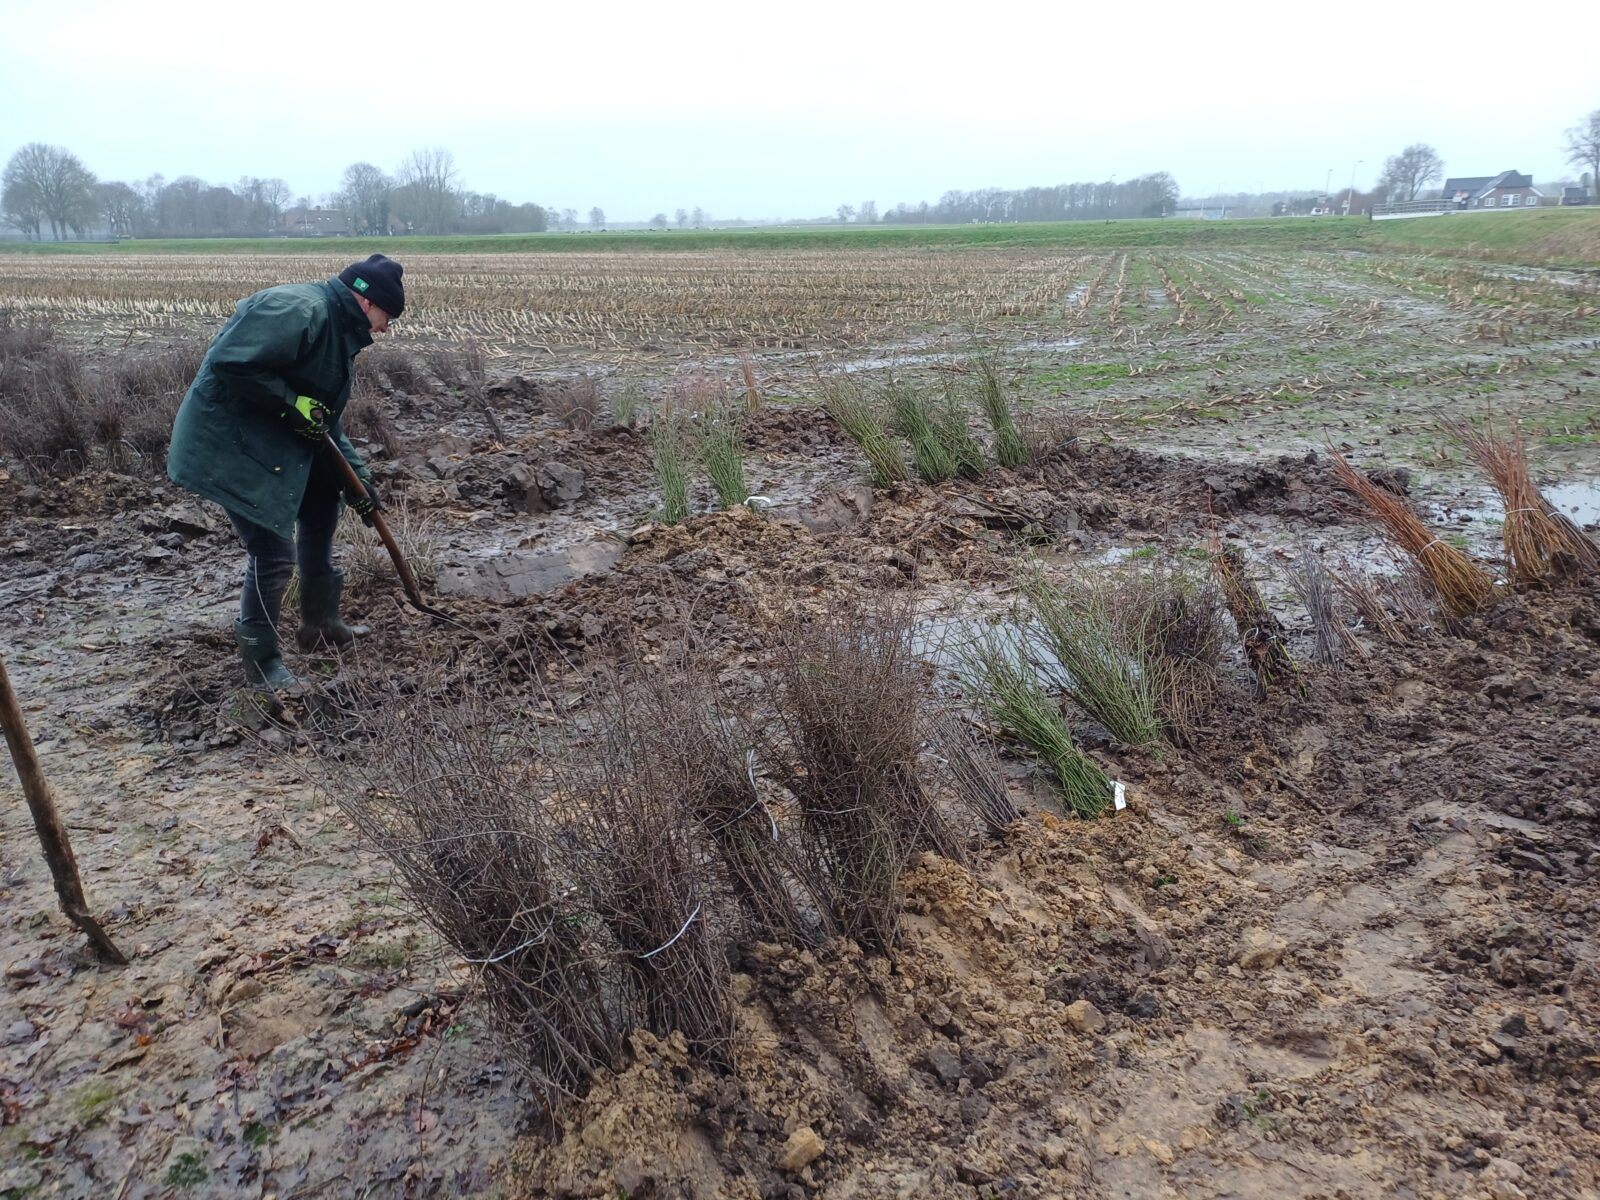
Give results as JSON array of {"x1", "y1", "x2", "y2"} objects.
[{"x1": 1112, "y1": 781, "x2": 1127, "y2": 811}]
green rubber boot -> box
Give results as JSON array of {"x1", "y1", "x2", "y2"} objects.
[
  {"x1": 235, "y1": 619, "x2": 299, "y2": 690},
  {"x1": 295, "y1": 571, "x2": 371, "y2": 651}
]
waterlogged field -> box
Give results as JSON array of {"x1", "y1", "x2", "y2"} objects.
[
  {"x1": 3, "y1": 221, "x2": 1600, "y2": 1198},
  {"x1": 3, "y1": 236, "x2": 1599, "y2": 471}
]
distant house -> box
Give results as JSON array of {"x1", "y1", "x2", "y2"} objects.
[
  {"x1": 1561, "y1": 186, "x2": 1592, "y2": 206},
  {"x1": 1439, "y1": 170, "x2": 1542, "y2": 210},
  {"x1": 281, "y1": 207, "x2": 350, "y2": 236}
]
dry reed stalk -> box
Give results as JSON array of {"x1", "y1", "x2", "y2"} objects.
[
  {"x1": 1211, "y1": 545, "x2": 1302, "y2": 698},
  {"x1": 738, "y1": 351, "x2": 763, "y2": 413},
  {"x1": 1328, "y1": 450, "x2": 1496, "y2": 619},
  {"x1": 1448, "y1": 419, "x2": 1591, "y2": 582}
]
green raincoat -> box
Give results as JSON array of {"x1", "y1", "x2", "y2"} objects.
[{"x1": 168, "y1": 277, "x2": 373, "y2": 538}]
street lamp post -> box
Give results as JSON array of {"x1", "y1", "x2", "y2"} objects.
[{"x1": 1344, "y1": 160, "x2": 1363, "y2": 216}]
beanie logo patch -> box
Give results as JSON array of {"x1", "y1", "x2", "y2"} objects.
[{"x1": 353, "y1": 277, "x2": 370, "y2": 293}]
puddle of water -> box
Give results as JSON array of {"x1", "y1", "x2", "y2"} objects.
[
  {"x1": 911, "y1": 613, "x2": 1067, "y2": 677},
  {"x1": 833, "y1": 351, "x2": 959, "y2": 374},
  {"x1": 1013, "y1": 337, "x2": 1086, "y2": 353},
  {"x1": 1543, "y1": 480, "x2": 1600, "y2": 526},
  {"x1": 435, "y1": 541, "x2": 623, "y2": 601},
  {"x1": 1426, "y1": 480, "x2": 1600, "y2": 530}
]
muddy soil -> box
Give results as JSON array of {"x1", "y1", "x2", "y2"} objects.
[{"x1": 3, "y1": 252, "x2": 1600, "y2": 1199}]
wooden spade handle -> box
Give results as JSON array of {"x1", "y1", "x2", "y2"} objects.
[{"x1": 321, "y1": 434, "x2": 428, "y2": 611}]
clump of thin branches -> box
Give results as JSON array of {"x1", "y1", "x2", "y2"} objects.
[
  {"x1": 762, "y1": 599, "x2": 963, "y2": 952},
  {"x1": 1449, "y1": 418, "x2": 1599, "y2": 580},
  {"x1": 1329, "y1": 449, "x2": 1496, "y2": 619},
  {"x1": 1018, "y1": 404, "x2": 1083, "y2": 463},
  {"x1": 549, "y1": 671, "x2": 735, "y2": 1068},
  {"x1": 698, "y1": 400, "x2": 750, "y2": 509},
  {"x1": 650, "y1": 405, "x2": 693, "y2": 524},
  {"x1": 0, "y1": 307, "x2": 54, "y2": 363},
  {"x1": 545, "y1": 375, "x2": 602, "y2": 433},
  {"x1": 343, "y1": 394, "x2": 402, "y2": 458},
  {"x1": 972, "y1": 356, "x2": 1030, "y2": 470},
  {"x1": 363, "y1": 342, "x2": 425, "y2": 394},
  {"x1": 422, "y1": 340, "x2": 503, "y2": 438},
  {"x1": 883, "y1": 378, "x2": 955, "y2": 483},
  {"x1": 1329, "y1": 559, "x2": 1439, "y2": 644},
  {"x1": 423, "y1": 344, "x2": 470, "y2": 392},
  {"x1": 953, "y1": 626, "x2": 1110, "y2": 817},
  {"x1": 1125, "y1": 559, "x2": 1231, "y2": 739},
  {"x1": 323, "y1": 683, "x2": 630, "y2": 1111},
  {"x1": 933, "y1": 381, "x2": 987, "y2": 479},
  {"x1": 615, "y1": 664, "x2": 820, "y2": 946},
  {"x1": 925, "y1": 710, "x2": 1019, "y2": 838},
  {"x1": 1287, "y1": 544, "x2": 1362, "y2": 664},
  {"x1": 820, "y1": 376, "x2": 907, "y2": 486},
  {"x1": 1019, "y1": 565, "x2": 1163, "y2": 748},
  {"x1": 37, "y1": 338, "x2": 199, "y2": 474},
  {"x1": 610, "y1": 376, "x2": 646, "y2": 428},
  {"x1": 1212, "y1": 544, "x2": 1304, "y2": 697},
  {"x1": 1329, "y1": 564, "x2": 1408, "y2": 644}
]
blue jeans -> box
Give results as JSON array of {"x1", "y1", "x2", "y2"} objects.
[{"x1": 227, "y1": 457, "x2": 344, "y2": 627}]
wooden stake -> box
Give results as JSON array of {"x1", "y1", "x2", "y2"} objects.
[{"x1": 0, "y1": 651, "x2": 127, "y2": 964}]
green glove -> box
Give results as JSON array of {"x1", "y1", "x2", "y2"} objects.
[
  {"x1": 283, "y1": 394, "x2": 329, "y2": 440},
  {"x1": 347, "y1": 476, "x2": 384, "y2": 525}
]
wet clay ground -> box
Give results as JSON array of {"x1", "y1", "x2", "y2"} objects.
[{"x1": 2, "y1": 246, "x2": 1599, "y2": 1199}]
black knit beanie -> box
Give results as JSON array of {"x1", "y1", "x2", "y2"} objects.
[{"x1": 338, "y1": 254, "x2": 405, "y2": 318}]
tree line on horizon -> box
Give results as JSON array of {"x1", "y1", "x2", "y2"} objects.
[
  {"x1": 0, "y1": 145, "x2": 551, "y2": 241},
  {"x1": 866, "y1": 173, "x2": 1182, "y2": 224},
  {"x1": 6, "y1": 109, "x2": 1598, "y2": 242}
]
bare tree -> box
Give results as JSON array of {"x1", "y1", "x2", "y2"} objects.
[
  {"x1": 260, "y1": 178, "x2": 292, "y2": 226},
  {"x1": 1564, "y1": 110, "x2": 1600, "y2": 198},
  {"x1": 650, "y1": 212, "x2": 668, "y2": 227},
  {"x1": 3, "y1": 144, "x2": 99, "y2": 240},
  {"x1": 691, "y1": 206, "x2": 705, "y2": 228},
  {"x1": 2, "y1": 169, "x2": 44, "y2": 240},
  {"x1": 340, "y1": 162, "x2": 394, "y2": 234},
  {"x1": 836, "y1": 203, "x2": 855, "y2": 223},
  {"x1": 674, "y1": 207, "x2": 688, "y2": 228},
  {"x1": 394, "y1": 147, "x2": 460, "y2": 234},
  {"x1": 1378, "y1": 143, "x2": 1444, "y2": 203},
  {"x1": 858, "y1": 200, "x2": 878, "y2": 224},
  {"x1": 98, "y1": 181, "x2": 142, "y2": 238},
  {"x1": 588, "y1": 206, "x2": 605, "y2": 228}
]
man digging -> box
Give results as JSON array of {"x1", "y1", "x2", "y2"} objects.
[{"x1": 168, "y1": 254, "x2": 404, "y2": 690}]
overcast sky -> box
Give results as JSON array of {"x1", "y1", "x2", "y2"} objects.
[{"x1": 2, "y1": 0, "x2": 1593, "y2": 221}]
